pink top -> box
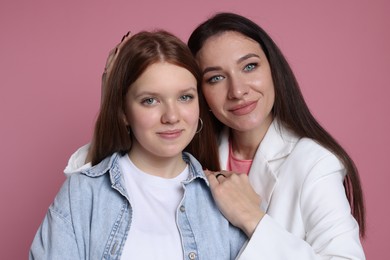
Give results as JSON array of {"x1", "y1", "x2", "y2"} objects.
[{"x1": 227, "y1": 140, "x2": 253, "y2": 175}]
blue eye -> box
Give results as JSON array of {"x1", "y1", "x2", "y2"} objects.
[
  {"x1": 244, "y1": 63, "x2": 257, "y2": 72},
  {"x1": 207, "y1": 75, "x2": 224, "y2": 84},
  {"x1": 142, "y1": 98, "x2": 156, "y2": 105},
  {"x1": 179, "y1": 95, "x2": 194, "y2": 102}
]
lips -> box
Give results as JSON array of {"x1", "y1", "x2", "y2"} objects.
[
  {"x1": 228, "y1": 101, "x2": 257, "y2": 116},
  {"x1": 157, "y1": 129, "x2": 184, "y2": 139}
]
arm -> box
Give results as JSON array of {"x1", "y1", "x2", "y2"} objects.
[
  {"x1": 29, "y1": 208, "x2": 80, "y2": 260},
  {"x1": 237, "y1": 155, "x2": 365, "y2": 260},
  {"x1": 29, "y1": 180, "x2": 80, "y2": 259}
]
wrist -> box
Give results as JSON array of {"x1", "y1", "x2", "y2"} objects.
[{"x1": 241, "y1": 211, "x2": 265, "y2": 238}]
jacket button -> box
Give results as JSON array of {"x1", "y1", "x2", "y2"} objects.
[
  {"x1": 180, "y1": 205, "x2": 185, "y2": 212},
  {"x1": 110, "y1": 241, "x2": 118, "y2": 255},
  {"x1": 188, "y1": 252, "x2": 196, "y2": 259}
]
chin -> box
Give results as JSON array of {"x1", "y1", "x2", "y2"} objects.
[{"x1": 157, "y1": 147, "x2": 186, "y2": 157}]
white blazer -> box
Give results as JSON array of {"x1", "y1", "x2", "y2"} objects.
[{"x1": 220, "y1": 121, "x2": 365, "y2": 259}]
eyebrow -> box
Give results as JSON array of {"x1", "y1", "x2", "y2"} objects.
[
  {"x1": 237, "y1": 53, "x2": 260, "y2": 63},
  {"x1": 134, "y1": 87, "x2": 197, "y2": 98},
  {"x1": 178, "y1": 86, "x2": 197, "y2": 93},
  {"x1": 202, "y1": 53, "x2": 260, "y2": 75},
  {"x1": 203, "y1": 66, "x2": 222, "y2": 74}
]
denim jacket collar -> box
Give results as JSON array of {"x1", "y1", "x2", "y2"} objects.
[{"x1": 81, "y1": 152, "x2": 209, "y2": 192}]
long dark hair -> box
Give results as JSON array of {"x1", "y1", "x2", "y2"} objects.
[
  {"x1": 91, "y1": 30, "x2": 220, "y2": 171},
  {"x1": 188, "y1": 12, "x2": 365, "y2": 237}
]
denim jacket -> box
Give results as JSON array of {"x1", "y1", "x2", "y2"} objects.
[{"x1": 29, "y1": 152, "x2": 247, "y2": 260}]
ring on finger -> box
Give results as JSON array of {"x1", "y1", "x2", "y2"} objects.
[{"x1": 215, "y1": 173, "x2": 226, "y2": 179}]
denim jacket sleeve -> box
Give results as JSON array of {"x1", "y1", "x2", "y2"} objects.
[{"x1": 29, "y1": 178, "x2": 81, "y2": 260}]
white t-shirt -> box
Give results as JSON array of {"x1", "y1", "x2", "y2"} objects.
[{"x1": 119, "y1": 155, "x2": 188, "y2": 259}]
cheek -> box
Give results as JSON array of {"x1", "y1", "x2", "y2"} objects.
[
  {"x1": 202, "y1": 86, "x2": 224, "y2": 110},
  {"x1": 184, "y1": 104, "x2": 200, "y2": 124},
  {"x1": 265, "y1": 80, "x2": 276, "y2": 103},
  {"x1": 252, "y1": 77, "x2": 275, "y2": 103},
  {"x1": 127, "y1": 109, "x2": 156, "y2": 131}
]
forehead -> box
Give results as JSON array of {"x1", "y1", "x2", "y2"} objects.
[
  {"x1": 197, "y1": 31, "x2": 263, "y2": 64},
  {"x1": 130, "y1": 62, "x2": 197, "y2": 92}
]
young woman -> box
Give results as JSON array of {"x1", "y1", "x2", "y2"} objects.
[
  {"x1": 29, "y1": 30, "x2": 246, "y2": 259},
  {"x1": 188, "y1": 12, "x2": 366, "y2": 259}
]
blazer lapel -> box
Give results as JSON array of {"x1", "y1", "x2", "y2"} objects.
[
  {"x1": 248, "y1": 153, "x2": 276, "y2": 212},
  {"x1": 251, "y1": 121, "x2": 298, "y2": 212}
]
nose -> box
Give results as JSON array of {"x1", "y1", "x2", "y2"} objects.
[
  {"x1": 161, "y1": 102, "x2": 180, "y2": 124},
  {"x1": 227, "y1": 75, "x2": 249, "y2": 99}
]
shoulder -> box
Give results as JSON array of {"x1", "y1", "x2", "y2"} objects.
[
  {"x1": 52, "y1": 155, "x2": 119, "y2": 216},
  {"x1": 52, "y1": 171, "x2": 109, "y2": 209},
  {"x1": 292, "y1": 138, "x2": 342, "y2": 168},
  {"x1": 286, "y1": 138, "x2": 345, "y2": 184},
  {"x1": 183, "y1": 152, "x2": 206, "y2": 178},
  {"x1": 64, "y1": 143, "x2": 91, "y2": 176},
  {"x1": 291, "y1": 138, "x2": 329, "y2": 157}
]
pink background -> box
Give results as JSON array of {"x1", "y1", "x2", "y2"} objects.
[{"x1": 1, "y1": 0, "x2": 389, "y2": 258}]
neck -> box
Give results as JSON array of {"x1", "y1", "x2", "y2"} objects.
[
  {"x1": 230, "y1": 118, "x2": 273, "y2": 160},
  {"x1": 128, "y1": 148, "x2": 186, "y2": 179}
]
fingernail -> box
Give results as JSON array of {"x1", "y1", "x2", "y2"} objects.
[{"x1": 121, "y1": 31, "x2": 130, "y2": 42}]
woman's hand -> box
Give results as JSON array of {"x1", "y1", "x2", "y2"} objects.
[
  {"x1": 100, "y1": 31, "x2": 132, "y2": 105},
  {"x1": 85, "y1": 31, "x2": 132, "y2": 164},
  {"x1": 205, "y1": 170, "x2": 265, "y2": 237}
]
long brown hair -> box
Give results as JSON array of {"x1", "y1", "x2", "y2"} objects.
[
  {"x1": 91, "y1": 30, "x2": 220, "y2": 171},
  {"x1": 188, "y1": 12, "x2": 365, "y2": 237}
]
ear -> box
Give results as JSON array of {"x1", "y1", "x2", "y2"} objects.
[{"x1": 122, "y1": 111, "x2": 129, "y2": 126}]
